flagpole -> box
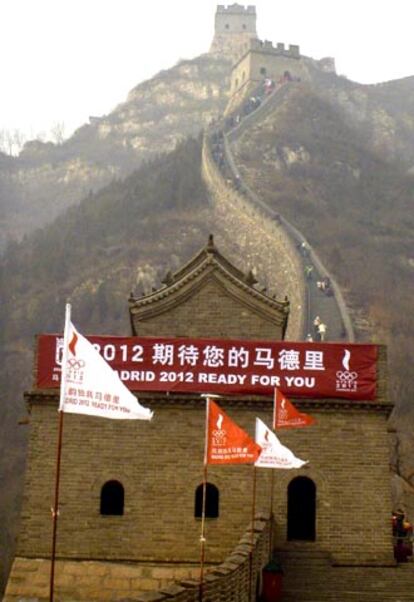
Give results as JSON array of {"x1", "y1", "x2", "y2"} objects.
[
  {"x1": 249, "y1": 465, "x2": 257, "y2": 602},
  {"x1": 49, "y1": 303, "x2": 71, "y2": 602},
  {"x1": 269, "y1": 469, "x2": 275, "y2": 560},
  {"x1": 49, "y1": 410, "x2": 64, "y2": 602},
  {"x1": 199, "y1": 397, "x2": 210, "y2": 602}
]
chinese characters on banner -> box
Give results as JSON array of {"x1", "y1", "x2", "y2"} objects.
[{"x1": 36, "y1": 334, "x2": 378, "y2": 400}]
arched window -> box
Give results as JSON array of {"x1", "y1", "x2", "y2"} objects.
[
  {"x1": 100, "y1": 480, "x2": 124, "y2": 516},
  {"x1": 225, "y1": 23, "x2": 230, "y2": 30},
  {"x1": 287, "y1": 476, "x2": 316, "y2": 541},
  {"x1": 194, "y1": 483, "x2": 219, "y2": 518},
  {"x1": 260, "y1": 67, "x2": 267, "y2": 75},
  {"x1": 242, "y1": 24, "x2": 247, "y2": 30}
]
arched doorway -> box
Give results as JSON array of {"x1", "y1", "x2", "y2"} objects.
[
  {"x1": 287, "y1": 476, "x2": 316, "y2": 541},
  {"x1": 194, "y1": 482, "x2": 219, "y2": 519},
  {"x1": 100, "y1": 480, "x2": 124, "y2": 516}
]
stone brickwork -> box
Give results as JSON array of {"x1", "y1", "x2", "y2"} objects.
[
  {"x1": 131, "y1": 278, "x2": 286, "y2": 340},
  {"x1": 14, "y1": 397, "x2": 277, "y2": 564},
  {"x1": 4, "y1": 236, "x2": 403, "y2": 600},
  {"x1": 202, "y1": 137, "x2": 305, "y2": 340},
  {"x1": 4, "y1": 558, "x2": 200, "y2": 601},
  {"x1": 210, "y1": 4, "x2": 258, "y2": 60},
  {"x1": 4, "y1": 516, "x2": 271, "y2": 602},
  {"x1": 229, "y1": 38, "x2": 310, "y2": 110}
]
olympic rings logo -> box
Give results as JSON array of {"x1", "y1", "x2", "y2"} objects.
[
  {"x1": 336, "y1": 371, "x2": 358, "y2": 381},
  {"x1": 67, "y1": 358, "x2": 85, "y2": 369},
  {"x1": 212, "y1": 429, "x2": 226, "y2": 438}
]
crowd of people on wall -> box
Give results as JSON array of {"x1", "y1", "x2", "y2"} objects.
[
  {"x1": 209, "y1": 71, "x2": 339, "y2": 346},
  {"x1": 209, "y1": 76, "x2": 283, "y2": 192}
]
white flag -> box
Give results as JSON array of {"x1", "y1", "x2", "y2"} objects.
[
  {"x1": 59, "y1": 305, "x2": 153, "y2": 420},
  {"x1": 254, "y1": 418, "x2": 307, "y2": 469}
]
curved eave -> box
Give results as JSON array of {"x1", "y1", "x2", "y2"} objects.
[
  {"x1": 169, "y1": 245, "x2": 247, "y2": 284},
  {"x1": 129, "y1": 258, "x2": 289, "y2": 328}
]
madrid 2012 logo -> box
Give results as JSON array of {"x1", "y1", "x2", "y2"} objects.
[{"x1": 336, "y1": 349, "x2": 358, "y2": 392}]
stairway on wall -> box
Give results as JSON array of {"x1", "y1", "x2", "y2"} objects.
[
  {"x1": 221, "y1": 82, "x2": 354, "y2": 342},
  {"x1": 271, "y1": 548, "x2": 414, "y2": 602}
]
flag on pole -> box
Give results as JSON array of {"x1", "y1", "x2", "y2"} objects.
[
  {"x1": 273, "y1": 387, "x2": 315, "y2": 429},
  {"x1": 206, "y1": 399, "x2": 261, "y2": 465},
  {"x1": 59, "y1": 305, "x2": 153, "y2": 420},
  {"x1": 255, "y1": 418, "x2": 308, "y2": 469}
]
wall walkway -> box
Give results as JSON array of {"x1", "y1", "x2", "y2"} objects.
[
  {"x1": 213, "y1": 80, "x2": 354, "y2": 341},
  {"x1": 3, "y1": 515, "x2": 272, "y2": 602},
  {"x1": 202, "y1": 122, "x2": 305, "y2": 341}
]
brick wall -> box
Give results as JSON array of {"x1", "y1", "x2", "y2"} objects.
[
  {"x1": 132, "y1": 278, "x2": 284, "y2": 340},
  {"x1": 16, "y1": 388, "x2": 393, "y2": 567},
  {"x1": 202, "y1": 138, "x2": 305, "y2": 340},
  {"x1": 5, "y1": 516, "x2": 272, "y2": 602}
]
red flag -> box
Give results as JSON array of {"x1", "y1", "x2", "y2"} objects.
[
  {"x1": 273, "y1": 387, "x2": 315, "y2": 429},
  {"x1": 207, "y1": 399, "x2": 261, "y2": 464}
]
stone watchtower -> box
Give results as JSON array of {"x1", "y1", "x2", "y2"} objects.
[{"x1": 210, "y1": 4, "x2": 258, "y2": 60}]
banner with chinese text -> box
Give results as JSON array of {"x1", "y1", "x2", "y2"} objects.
[{"x1": 36, "y1": 334, "x2": 378, "y2": 400}]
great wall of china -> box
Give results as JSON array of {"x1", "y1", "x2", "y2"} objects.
[{"x1": 203, "y1": 79, "x2": 354, "y2": 344}]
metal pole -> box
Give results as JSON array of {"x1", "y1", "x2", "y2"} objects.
[
  {"x1": 269, "y1": 469, "x2": 275, "y2": 560},
  {"x1": 49, "y1": 410, "x2": 64, "y2": 602},
  {"x1": 249, "y1": 466, "x2": 257, "y2": 602},
  {"x1": 199, "y1": 397, "x2": 210, "y2": 602},
  {"x1": 50, "y1": 303, "x2": 71, "y2": 602}
]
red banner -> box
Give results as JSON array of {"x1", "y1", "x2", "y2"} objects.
[{"x1": 36, "y1": 334, "x2": 378, "y2": 400}]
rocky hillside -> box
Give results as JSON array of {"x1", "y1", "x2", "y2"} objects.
[
  {"x1": 230, "y1": 79, "x2": 413, "y2": 361},
  {"x1": 0, "y1": 54, "x2": 231, "y2": 248},
  {"x1": 307, "y1": 66, "x2": 414, "y2": 168},
  {"x1": 227, "y1": 76, "x2": 414, "y2": 511}
]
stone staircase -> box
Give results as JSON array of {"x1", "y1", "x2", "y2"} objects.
[
  {"x1": 222, "y1": 83, "x2": 354, "y2": 343},
  {"x1": 269, "y1": 547, "x2": 414, "y2": 601}
]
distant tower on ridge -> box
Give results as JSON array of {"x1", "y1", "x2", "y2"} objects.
[{"x1": 210, "y1": 4, "x2": 258, "y2": 60}]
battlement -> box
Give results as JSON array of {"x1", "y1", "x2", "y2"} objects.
[
  {"x1": 214, "y1": 3, "x2": 257, "y2": 36},
  {"x1": 211, "y1": 3, "x2": 258, "y2": 57},
  {"x1": 248, "y1": 38, "x2": 300, "y2": 58},
  {"x1": 216, "y1": 3, "x2": 256, "y2": 14}
]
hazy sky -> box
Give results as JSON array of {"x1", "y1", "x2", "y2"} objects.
[{"x1": 1, "y1": 0, "x2": 413, "y2": 140}]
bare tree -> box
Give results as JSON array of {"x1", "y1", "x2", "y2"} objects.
[
  {"x1": 50, "y1": 121, "x2": 65, "y2": 145},
  {"x1": 13, "y1": 129, "x2": 26, "y2": 154},
  {"x1": 0, "y1": 128, "x2": 27, "y2": 156},
  {"x1": 0, "y1": 130, "x2": 6, "y2": 154}
]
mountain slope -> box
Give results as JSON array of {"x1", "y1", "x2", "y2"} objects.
[
  {"x1": 230, "y1": 80, "x2": 414, "y2": 404},
  {"x1": 0, "y1": 55, "x2": 231, "y2": 248}
]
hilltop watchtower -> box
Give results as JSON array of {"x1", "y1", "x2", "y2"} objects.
[{"x1": 210, "y1": 4, "x2": 258, "y2": 60}]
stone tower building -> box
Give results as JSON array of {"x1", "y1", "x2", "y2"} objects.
[
  {"x1": 210, "y1": 4, "x2": 258, "y2": 60},
  {"x1": 4, "y1": 238, "x2": 405, "y2": 602}
]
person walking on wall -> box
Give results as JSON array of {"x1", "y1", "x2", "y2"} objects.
[{"x1": 318, "y1": 322, "x2": 327, "y2": 341}]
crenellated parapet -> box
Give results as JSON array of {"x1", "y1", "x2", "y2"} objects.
[
  {"x1": 216, "y1": 3, "x2": 256, "y2": 14},
  {"x1": 247, "y1": 38, "x2": 301, "y2": 58},
  {"x1": 210, "y1": 3, "x2": 258, "y2": 60},
  {"x1": 226, "y1": 36, "x2": 308, "y2": 113}
]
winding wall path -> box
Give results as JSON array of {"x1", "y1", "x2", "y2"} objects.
[{"x1": 204, "y1": 82, "x2": 355, "y2": 342}]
